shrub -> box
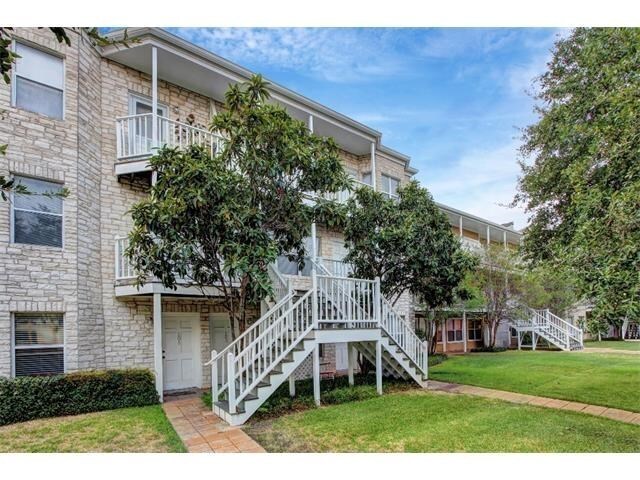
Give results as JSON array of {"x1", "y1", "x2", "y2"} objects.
[
  {"x1": 428, "y1": 353, "x2": 447, "y2": 367},
  {"x1": 0, "y1": 369, "x2": 158, "y2": 426},
  {"x1": 470, "y1": 346, "x2": 508, "y2": 353}
]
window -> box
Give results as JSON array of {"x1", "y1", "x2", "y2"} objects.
[
  {"x1": 446, "y1": 318, "x2": 463, "y2": 342},
  {"x1": 12, "y1": 176, "x2": 64, "y2": 247},
  {"x1": 361, "y1": 172, "x2": 372, "y2": 186},
  {"x1": 381, "y1": 174, "x2": 399, "y2": 198},
  {"x1": 13, "y1": 42, "x2": 64, "y2": 119},
  {"x1": 13, "y1": 313, "x2": 64, "y2": 376},
  {"x1": 468, "y1": 319, "x2": 483, "y2": 341},
  {"x1": 276, "y1": 236, "x2": 321, "y2": 276}
]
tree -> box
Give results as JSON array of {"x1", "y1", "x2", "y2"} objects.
[
  {"x1": 0, "y1": 27, "x2": 133, "y2": 199},
  {"x1": 344, "y1": 180, "x2": 476, "y2": 342},
  {"x1": 518, "y1": 264, "x2": 578, "y2": 318},
  {"x1": 515, "y1": 28, "x2": 640, "y2": 336},
  {"x1": 127, "y1": 75, "x2": 349, "y2": 335}
]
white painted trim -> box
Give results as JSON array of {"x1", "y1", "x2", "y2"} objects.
[
  {"x1": 370, "y1": 142, "x2": 377, "y2": 191},
  {"x1": 153, "y1": 293, "x2": 163, "y2": 401}
]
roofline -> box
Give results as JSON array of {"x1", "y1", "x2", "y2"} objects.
[
  {"x1": 436, "y1": 201, "x2": 522, "y2": 237},
  {"x1": 105, "y1": 28, "x2": 385, "y2": 140}
]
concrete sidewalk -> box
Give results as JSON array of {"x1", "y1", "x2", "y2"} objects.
[{"x1": 427, "y1": 380, "x2": 640, "y2": 425}]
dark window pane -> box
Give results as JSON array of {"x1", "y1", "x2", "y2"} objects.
[
  {"x1": 14, "y1": 210, "x2": 62, "y2": 247},
  {"x1": 15, "y1": 348, "x2": 64, "y2": 376},
  {"x1": 16, "y1": 76, "x2": 63, "y2": 119}
]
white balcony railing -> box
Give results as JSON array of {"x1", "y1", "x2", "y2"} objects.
[{"x1": 115, "y1": 114, "x2": 223, "y2": 161}]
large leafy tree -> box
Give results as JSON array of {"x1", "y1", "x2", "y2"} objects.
[
  {"x1": 344, "y1": 180, "x2": 476, "y2": 310},
  {"x1": 515, "y1": 28, "x2": 640, "y2": 334},
  {"x1": 127, "y1": 75, "x2": 349, "y2": 335}
]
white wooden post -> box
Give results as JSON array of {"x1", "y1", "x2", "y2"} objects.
[
  {"x1": 308, "y1": 114, "x2": 314, "y2": 133},
  {"x1": 227, "y1": 352, "x2": 236, "y2": 414},
  {"x1": 458, "y1": 215, "x2": 463, "y2": 237},
  {"x1": 153, "y1": 293, "x2": 163, "y2": 402},
  {"x1": 423, "y1": 340, "x2": 429, "y2": 378},
  {"x1": 503, "y1": 230, "x2": 507, "y2": 250},
  {"x1": 347, "y1": 343, "x2": 355, "y2": 386},
  {"x1": 312, "y1": 344, "x2": 320, "y2": 406},
  {"x1": 463, "y1": 310, "x2": 468, "y2": 353},
  {"x1": 517, "y1": 330, "x2": 522, "y2": 350},
  {"x1": 375, "y1": 340, "x2": 383, "y2": 395},
  {"x1": 289, "y1": 375, "x2": 296, "y2": 397},
  {"x1": 532, "y1": 331, "x2": 537, "y2": 351},
  {"x1": 312, "y1": 269, "x2": 319, "y2": 329},
  {"x1": 311, "y1": 222, "x2": 317, "y2": 266},
  {"x1": 370, "y1": 142, "x2": 377, "y2": 191},
  {"x1": 486, "y1": 225, "x2": 491, "y2": 247},
  {"x1": 442, "y1": 319, "x2": 447, "y2": 353},
  {"x1": 210, "y1": 350, "x2": 218, "y2": 407},
  {"x1": 151, "y1": 46, "x2": 158, "y2": 185},
  {"x1": 374, "y1": 276, "x2": 382, "y2": 327}
]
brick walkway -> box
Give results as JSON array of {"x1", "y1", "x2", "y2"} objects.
[
  {"x1": 427, "y1": 380, "x2": 640, "y2": 425},
  {"x1": 162, "y1": 394, "x2": 265, "y2": 453}
]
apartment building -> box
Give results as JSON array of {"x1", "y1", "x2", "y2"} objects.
[{"x1": 2, "y1": 28, "x2": 549, "y2": 423}]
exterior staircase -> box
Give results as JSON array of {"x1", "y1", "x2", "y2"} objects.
[
  {"x1": 511, "y1": 307, "x2": 584, "y2": 351},
  {"x1": 206, "y1": 264, "x2": 428, "y2": 426}
]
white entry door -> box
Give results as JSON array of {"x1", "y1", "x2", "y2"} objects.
[
  {"x1": 335, "y1": 343, "x2": 349, "y2": 371},
  {"x1": 163, "y1": 314, "x2": 201, "y2": 391}
]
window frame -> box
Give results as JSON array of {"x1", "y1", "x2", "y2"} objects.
[
  {"x1": 11, "y1": 39, "x2": 65, "y2": 120},
  {"x1": 10, "y1": 175, "x2": 65, "y2": 249},
  {"x1": 467, "y1": 318, "x2": 483, "y2": 341},
  {"x1": 11, "y1": 312, "x2": 65, "y2": 377},
  {"x1": 380, "y1": 173, "x2": 400, "y2": 198},
  {"x1": 446, "y1": 317, "x2": 464, "y2": 343}
]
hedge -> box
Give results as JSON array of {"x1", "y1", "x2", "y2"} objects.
[{"x1": 0, "y1": 368, "x2": 158, "y2": 426}]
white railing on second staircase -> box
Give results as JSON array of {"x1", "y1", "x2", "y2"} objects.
[
  {"x1": 381, "y1": 297, "x2": 428, "y2": 375},
  {"x1": 316, "y1": 275, "x2": 378, "y2": 328}
]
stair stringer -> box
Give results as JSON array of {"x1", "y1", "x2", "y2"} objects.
[{"x1": 214, "y1": 333, "x2": 317, "y2": 426}]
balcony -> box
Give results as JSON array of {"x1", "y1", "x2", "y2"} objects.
[{"x1": 114, "y1": 114, "x2": 224, "y2": 175}]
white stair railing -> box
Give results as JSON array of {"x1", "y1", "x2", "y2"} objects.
[
  {"x1": 230, "y1": 290, "x2": 314, "y2": 410},
  {"x1": 520, "y1": 307, "x2": 583, "y2": 350},
  {"x1": 316, "y1": 275, "x2": 377, "y2": 328},
  {"x1": 381, "y1": 298, "x2": 428, "y2": 375},
  {"x1": 207, "y1": 289, "x2": 296, "y2": 401}
]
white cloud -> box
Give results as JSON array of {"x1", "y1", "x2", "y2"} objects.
[
  {"x1": 171, "y1": 28, "x2": 406, "y2": 83},
  {"x1": 420, "y1": 140, "x2": 528, "y2": 229},
  {"x1": 420, "y1": 28, "x2": 519, "y2": 58}
]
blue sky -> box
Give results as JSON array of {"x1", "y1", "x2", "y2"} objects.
[{"x1": 168, "y1": 28, "x2": 567, "y2": 229}]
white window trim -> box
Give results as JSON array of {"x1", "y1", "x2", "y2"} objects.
[
  {"x1": 11, "y1": 313, "x2": 66, "y2": 378},
  {"x1": 10, "y1": 175, "x2": 65, "y2": 249},
  {"x1": 128, "y1": 92, "x2": 168, "y2": 117},
  {"x1": 380, "y1": 173, "x2": 400, "y2": 198},
  {"x1": 10, "y1": 39, "x2": 66, "y2": 120}
]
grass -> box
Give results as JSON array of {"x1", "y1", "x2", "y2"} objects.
[
  {"x1": 430, "y1": 350, "x2": 640, "y2": 412},
  {"x1": 203, "y1": 354, "x2": 447, "y2": 419},
  {"x1": 0, "y1": 405, "x2": 186, "y2": 453},
  {"x1": 245, "y1": 391, "x2": 640, "y2": 452},
  {"x1": 584, "y1": 340, "x2": 640, "y2": 351}
]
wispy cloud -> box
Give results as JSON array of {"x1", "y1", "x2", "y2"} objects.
[{"x1": 170, "y1": 28, "x2": 407, "y2": 83}]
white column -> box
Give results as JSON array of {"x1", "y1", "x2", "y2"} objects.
[
  {"x1": 463, "y1": 310, "x2": 467, "y2": 353},
  {"x1": 370, "y1": 142, "x2": 377, "y2": 191},
  {"x1": 289, "y1": 375, "x2": 296, "y2": 397},
  {"x1": 442, "y1": 319, "x2": 447, "y2": 353},
  {"x1": 503, "y1": 231, "x2": 507, "y2": 250},
  {"x1": 459, "y1": 215, "x2": 463, "y2": 237},
  {"x1": 486, "y1": 225, "x2": 491, "y2": 247},
  {"x1": 311, "y1": 222, "x2": 317, "y2": 266},
  {"x1": 153, "y1": 292, "x2": 163, "y2": 402},
  {"x1": 151, "y1": 46, "x2": 158, "y2": 185},
  {"x1": 347, "y1": 343, "x2": 355, "y2": 386},
  {"x1": 374, "y1": 276, "x2": 382, "y2": 328},
  {"x1": 375, "y1": 340, "x2": 383, "y2": 395},
  {"x1": 308, "y1": 114, "x2": 314, "y2": 133},
  {"x1": 532, "y1": 331, "x2": 537, "y2": 351},
  {"x1": 517, "y1": 331, "x2": 522, "y2": 350},
  {"x1": 312, "y1": 344, "x2": 321, "y2": 406}
]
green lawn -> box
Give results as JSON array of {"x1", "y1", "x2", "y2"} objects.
[
  {"x1": 245, "y1": 391, "x2": 640, "y2": 452},
  {"x1": 0, "y1": 405, "x2": 185, "y2": 453},
  {"x1": 430, "y1": 351, "x2": 640, "y2": 412},
  {"x1": 584, "y1": 340, "x2": 640, "y2": 351}
]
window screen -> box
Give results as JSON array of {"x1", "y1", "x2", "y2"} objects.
[
  {"x1": 12, "y1": 176, "x2": 64, "y2": 247},
  {"x1": 14, "y1": 42, "x2": 64, "y2": 119},
  {"x1": 14, "y1": 313, "x2": 64, "y2": 376}
]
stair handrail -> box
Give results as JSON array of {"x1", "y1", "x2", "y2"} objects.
[
  {"x1": 380, "y1": 297, "x2": 428, "y2": 375},
  {"x1": 316, "y1": 274, "x2": 378, "y2": 327},
  {"x1": 545, "y1": 309, "x2": 583, "y2": 341},
  {"x1": 206, "y1": 290, "x2": 296, "y2": 396},
  {"x1": 268, "y1": 262, "x2": 292, "y2": 300},
  {"x1": 230, "y1": 289, "x2": 315, "y2": 407},
  {"x1": 525, "y1": 307, "x2": 581, "y2": 350}
]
